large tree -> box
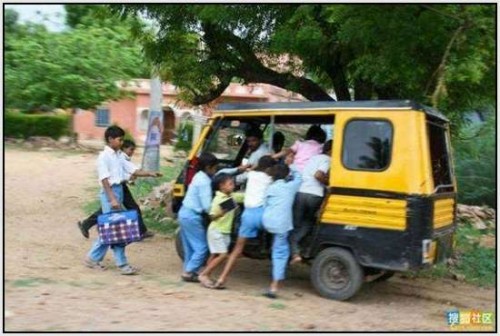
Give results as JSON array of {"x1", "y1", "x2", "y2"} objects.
[
  {"x1": 4, "y1": 6, "x2": 148, "y2": 111},
  {"x1": 115, "y1": 4, "x2": 495, "y2": 124}
]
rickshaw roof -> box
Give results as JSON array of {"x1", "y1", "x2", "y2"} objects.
[{"x1": 215, "y1": 100, "x2": 448, "y2": 122}]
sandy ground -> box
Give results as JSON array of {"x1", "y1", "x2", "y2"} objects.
[{"x1": 4, "y1": 146, "x2": 496, "y2": 332}]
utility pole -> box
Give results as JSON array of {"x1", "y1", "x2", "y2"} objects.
[{"x1": 141, "y1": 75, "x2": 163, "y2": 172}]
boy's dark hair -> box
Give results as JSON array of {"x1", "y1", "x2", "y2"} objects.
[
  {"x1": 268, "y1": 163, "x2": 290, "y2": 181},
  {"x1": 245, "y1": 127, "x2": 263, "y2": 140},
  {"x1": 255, "y1": 155, "x2": 276, "y2": 172},
  {"x1": 213, "y1": 173, "x2": 233, "y2": 191},
  {"x1": 322, "y1": 140, "x2": 333, "y2": 154},
  {"x1": 305, "y1": 125, "x2": 327, "y2": 144},
  {"x1": 196, "y1": 152, "x2": 218, "y2": 172},
  {"x1": 104, "y1": 125, "x2": 125, "y2": 143},
  {"x1": 122, "y1": 139, "x2": 136, "y2": 150}
]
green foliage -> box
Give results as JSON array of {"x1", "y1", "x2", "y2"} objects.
[
  {"x1": 115, "y1": 4, "x2": 495, "y2": 125},
  {"x1": 4, "y1": 112, "x2": 70, "y2": 139},
  {"x1": 4, "y1": 6, "x2": 148, "y2": 111},
  {"x1": 453, "y1": 111, "x2": 495, "y2": 208},
  {"x1": 174, "y1": 120, "x2": 194, "y2": 151},
  {"x1": 452, "y1": 220, "x2": 495, "y2": 287}
]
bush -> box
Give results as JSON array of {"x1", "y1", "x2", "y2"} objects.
[
  {"x1": 5, "y1": 112, "x2": 70, "y2": 139},
  {"x1": 453, "y1": 112, "x2": 495, "y2": 208},
  {"x1": 175, "y1": 120, "x2": 193, "y2": 151}
]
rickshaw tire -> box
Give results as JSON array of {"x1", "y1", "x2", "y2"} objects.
[{"x1": 310, "y1": 247, "x2": 364, "y2": 301}]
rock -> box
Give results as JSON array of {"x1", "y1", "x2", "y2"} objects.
[
  {"x1": 58, "y1": 136, "x2": 72, "y2": 145},
  {"x1": 473, "y1": 220, "x2": 488, "y2": 230},
  {"x1": 174, "y1": 150, "x2": 187, "y2": 158},
  {"x1": 301, "y1": 323, "x2": 317, "y2": 330},
  {"x1": 452, "y1": 273, "x2": 466, "y2": 281},
  {"x1": 479, "y1": 235, "x2": 495, "y2": 249}
]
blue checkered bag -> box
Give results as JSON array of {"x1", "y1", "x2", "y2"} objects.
[{"x1": 97, "y1": 210, "x2": 141, "y2": 245}]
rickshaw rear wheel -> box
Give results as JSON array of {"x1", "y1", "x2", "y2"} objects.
[{"x1": 310, "y1": 247, "x2": 364, "y2": 301}]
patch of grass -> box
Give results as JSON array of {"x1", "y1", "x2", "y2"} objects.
[
  {"x1": 141, "y1": 208, "x2": 178, "y2": 236},
  {"x1": 269, "y1": 302, "x2": 286, "y2": 310},
  {"x1": 10, "y1": 277, "x2": 55, "y2": 288},
  {"x1": 67, "y1": 281, "x2": 84, "y2": 287},
  {"x1": 130, "y1": 163, "x2": 183, "y2": 199}
]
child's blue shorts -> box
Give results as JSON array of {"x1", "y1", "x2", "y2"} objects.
[{"x1": 239, "y1": 206, "x2": 264, "y2": 238}]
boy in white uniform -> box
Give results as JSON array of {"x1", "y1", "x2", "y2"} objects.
[{"x1": 84, "y1": 126, "x2": 160, "y2": 275}]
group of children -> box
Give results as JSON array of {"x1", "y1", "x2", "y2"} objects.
[
  {"x1": 83, "y1": 124, "x2": 332, "y2": 297},
  {"x1": 179, "y1": 125, "x2": 332, "y2": 298}
]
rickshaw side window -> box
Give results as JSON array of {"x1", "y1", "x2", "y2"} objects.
[
  {"x1": 204, "y1": 120, "x2": 256, "y2": 168},
  {"x1": 342, "y1": 119, "x2": 393, "y2": 171}
]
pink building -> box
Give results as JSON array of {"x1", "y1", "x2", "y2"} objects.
[{"x1": 73, "y1": 79, "x2": 305, "y2": 145}]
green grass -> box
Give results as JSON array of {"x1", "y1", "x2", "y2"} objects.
[
  {"x1": 9, "y1": 277, "x2": 55, "y2": 288},
  {"x1": 407, "y1": 219, "x2": 495, "y2": 287},
  {"x1": 269, "y1": 302, "x2": 286, "y2": 310}
]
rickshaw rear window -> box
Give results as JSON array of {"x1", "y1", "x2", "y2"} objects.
[
  {"x1": 427, "y1": 121, "x2": 453, "y2": 192},
  {"x1": 342, "y1": 119, "x2": 393, "y2": 171}
]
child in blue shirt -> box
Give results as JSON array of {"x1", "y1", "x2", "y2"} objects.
[
  {"x1": 178, "y1": 152, "x2": 219, "y2": 282},
  {"x1": 262, "y1": 159, "x2": 302, "y2": 298}
]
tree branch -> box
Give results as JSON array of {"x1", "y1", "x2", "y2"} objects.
[
  {"x1": 425, "y1": 22, "x2": 467, "y2": 107},
  {"x1": 202, "y1": 22, "x2": 333, "y2": 102}
]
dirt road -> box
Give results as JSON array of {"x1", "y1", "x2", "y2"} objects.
[{"x1": 4, "y1": 147, "x2": 495, "y2": 331}]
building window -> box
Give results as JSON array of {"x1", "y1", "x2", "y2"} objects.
[
  {"x1": 95, "y1": 108, "x2": 110, "y2": 127},
  {"x1": 342, "y1": 119, "x2": 393, "y2": 171},
  {"x1": 140, "y1": 109, "x2": 149, "y2": 131}
]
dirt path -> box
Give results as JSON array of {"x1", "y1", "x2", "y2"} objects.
[{"x1": 4, "y1": 147, "x2": 495, "y2": 332}]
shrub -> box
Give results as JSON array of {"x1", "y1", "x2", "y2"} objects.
[
  {"x1": 4, "y1": 112, "x2": 70, "y2": 139},
  {"x1": 453, "y1": 112, "x2": 495, "y2": 208},
  {"x1": 175, "y1": 120, "x2": 193, "y2": 151}
]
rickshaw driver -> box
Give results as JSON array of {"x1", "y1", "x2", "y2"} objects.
[{"x1": 218, "y1": 127, "x2": 271, "y2": 183}]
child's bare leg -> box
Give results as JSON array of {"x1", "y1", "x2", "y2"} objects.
[
  {"x1": 206, "y1": 254, "x2": 216, "y2": 266},
  {"x1": 270, "y1": 280, "x2": 279, "y2": 293},
  {"x1": 216, "y1": 237, "x2": 247, "y2": 285},
  {"x1": 199, "y1": 253, "x2": 227, "y2": 287}
]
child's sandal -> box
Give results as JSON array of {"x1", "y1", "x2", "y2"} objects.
[
  {"x1": 212, "y1": 281, "x2": 226, "y2": 290},
  {"x1": 181, "y1": 273, "x2": 200, "y2": 283},
  {"x1": 262, "y1": 289, "x2": 278, "y2": 299},
  {"x1": 84, "y1": 258, "x2": 106, "y2": 270},
  {"x1": 199, "y1": 275, "x2": 215, "y2": 289}
]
